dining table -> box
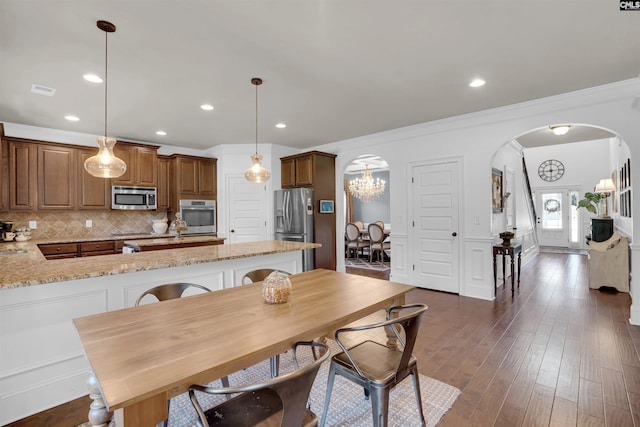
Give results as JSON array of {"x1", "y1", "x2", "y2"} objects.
[{"x1": 73, "y1": 268, "x2": 414, "y2": 426}]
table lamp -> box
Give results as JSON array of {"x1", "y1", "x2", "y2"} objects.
[{"x1": 594, "y1": 178, "x2": 616, "y2": 218}]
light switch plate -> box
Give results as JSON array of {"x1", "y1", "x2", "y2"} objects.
[
  {"x1": 29, "y1": 221, "x2": 37, "y2": 229},
  {"x1": 86, "y1": 220, "x2": 93, "y2": 228}
]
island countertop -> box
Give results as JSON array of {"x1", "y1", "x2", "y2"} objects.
[{"x1": 0, "y1": 240, "x2": 321, "y2": 290}]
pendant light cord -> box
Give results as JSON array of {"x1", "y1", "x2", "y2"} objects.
[
  {"x1": 104, "y1": 29, "x2": 108, "y2": 138},
  {"x1": 255, "y1": 81, "x2": 258, "y2": 155}
]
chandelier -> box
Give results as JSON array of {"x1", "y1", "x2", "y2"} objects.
[{"x1": 349, "y1": 164, "x2": 385, "y2": 202}]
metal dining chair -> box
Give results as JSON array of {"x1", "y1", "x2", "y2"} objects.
[
  {"x1": 241, "y1": 269, "x2": 292, "y2": 377},
  {"x1": 189, "y1": 341, "x2": 330, "y2": 427},
  {"x1": 241, "y1": 268, "x2": 290, "y2": 285},
  {"x1": 320, "y1": 304, "x2": 429, "y2": 427},
  {"x1": 135, "y1": 282, "x2": 229, "y2": 427},
  {"x1": 368, "y1": 223, "x2": 390, "y2": 263}
]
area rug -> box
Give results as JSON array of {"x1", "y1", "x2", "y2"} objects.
[
  {"x1": 345, "y1": 258, "x2": 391, "y2": 271},
  {"x1": 164, "y1": 340, "x2": 460, "y2": 427}
]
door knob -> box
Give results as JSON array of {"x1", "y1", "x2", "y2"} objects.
[
  {"x1": 230, "y1": 229, "x2": 235, "y2": 233},
  {"x1": 452, "y1": 232, "x2": 457, "y2": 237}
]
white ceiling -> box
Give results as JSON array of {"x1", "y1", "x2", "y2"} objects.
[{"x1": 1, "y1": 1, "x2": 638, "y2": 150}]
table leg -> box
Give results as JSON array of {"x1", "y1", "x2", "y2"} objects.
[
  {"x1": 517, "y1": 252, "x2": 522, "y2": 288},
  {"x1": 510, "y1": 253, "x2": 515, "y2": 293},
  {"x1": 493, "y1": 253, "x2": 498, "y2": 295},
  {"x1": 87, "y1": 372, "x2": 113, "y2": 427}
]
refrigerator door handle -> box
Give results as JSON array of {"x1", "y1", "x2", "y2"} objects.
[{"x1": 285, "y1": 191, "x2": 292, "y2": 231}]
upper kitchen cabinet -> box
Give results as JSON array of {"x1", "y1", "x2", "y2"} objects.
[
  {"x1": 8, "y1": 140, "x2": 37, "y2": 211},
  {"x1": 156, "y1": 155, "x2": 171, "y2": 211},
  {"x1": 111, "y1": 142, "x2": 158, "y2": 187},
  {"x1": 280, "y1": 151, "x2": 334, "y2": 188},
  {"x1": 169, "y1": 155, "x2": 217, "y2": 206},
  {"x1": 37, "y1": 144, "x2": 76, "y2": 210},
  {"x1": 77, "y1": 148, "x2": 110, "y2": 210}
]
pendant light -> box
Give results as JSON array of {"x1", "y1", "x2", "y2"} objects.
[
  {"x1": 244, "y1": 77, "x2": 271, "y2": 183},
  {"x1": 84, "y1": 20, "x2": 127, "y2": 178}
]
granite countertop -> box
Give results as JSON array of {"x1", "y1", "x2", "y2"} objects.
[
  {"x1": 0, "y1": 240, "x2": 321, "y2": 290},
  {"x1": 124, "y1": 235, "x2": 226, "y2": 247}
]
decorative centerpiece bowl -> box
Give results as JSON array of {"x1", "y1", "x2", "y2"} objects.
[
  {"x1": 499, "y1": 231, "x2": 515, "y2": 246},
  {"x1": 262, "y1": 271, "x2": 292, "y2": 304}
]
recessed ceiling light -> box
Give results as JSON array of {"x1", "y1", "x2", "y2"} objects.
[
  {"x1": 200, "y1": 104, "x2": 214, "y2": 111},
  {"x1": 156, "y1": 130, "x2": 167, "y2": 136},
  {"x1": 550, "y1": 125, "x2": 571, "y2": 135},
  {"x1": 64, "y1": 115, "x2": 80, "y2": 121},
  {"x1": 83, "y1": 74, "x2": 103, "y2": 83},
  {"x1": 469, "y1": 78, "x2": 485, "y2": 88},
  {"x1": 275, "y1": 123, "x2": 286, "y2": 129},
  {"x1": 31, "y1": 84, "x2": 56, "y2": 96}
]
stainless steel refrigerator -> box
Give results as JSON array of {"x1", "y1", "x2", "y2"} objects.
[{"x1": 274, "y1": 188, "x2": 315, "y2": 271}]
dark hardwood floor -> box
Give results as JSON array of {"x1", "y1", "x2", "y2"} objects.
[
  {"x1": 406, "y1": 252, "x2": 639, "y2": 427},
  {"x1": 8, "y1": 252, "x2": 639, "y2": 427}
]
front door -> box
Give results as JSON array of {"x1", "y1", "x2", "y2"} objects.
[
  {"x1": 411, "y1": 160, "x2": 460, "y2": 293},
  {"x1": 226, "y1": 175, "x2": 268, "y2": 243},
  {"x1": 535, "y1": 189, "x2": 569, "y2": 247}
]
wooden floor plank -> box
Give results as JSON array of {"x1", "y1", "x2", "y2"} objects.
[
  {"x1": 549, "y1": 397, "x2": 577, "y2": 427},
  {"x1": 521, "y1": 384, "x2": 554, "y2": 427},
  {"x1": 578, "y1": 378, "x2": 605, "y2": 421}
]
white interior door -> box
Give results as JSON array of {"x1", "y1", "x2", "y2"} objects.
[
  {"x1": 535, "y1": 189, "x2": 569, "y2": 247},
  {"x1": 226, "y1": 176, "x2": 268, "y2": 243},
  {"x1": 411, "y1": 161, "x2": 460, "y2": 293}
]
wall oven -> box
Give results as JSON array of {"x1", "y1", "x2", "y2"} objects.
[
  {"x1": 111, "y1": 186, "x2": 157, "y2": 210},
  {"x1": 179, "y1": 199, "x2": 216, "y2": 235}
]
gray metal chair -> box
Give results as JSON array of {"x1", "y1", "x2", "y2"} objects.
[
  {"x1": 189, "y1": 341, "x2": 330, "y2": 427},
  {"x1": 134, "y1": 282, "x2": 211, "y2": 306},
  {"x1": 320, "y1": 304, "x2": 429, "y2": 427},
  {"x1": 241, "y1": 269, "x2": 292, "y2": 377},
  {"x1": 241, "y1": 268, "x2": 290, "y2": 285},
  {"x1": 345, "y1": 222, "x2": 368, "y2": 259},
  {"x1": 135, "y1": 282, "x2": 228, "y2": 427},
  {"x1": 368, "y1": 223, "x2": 390, "y2": 263}
]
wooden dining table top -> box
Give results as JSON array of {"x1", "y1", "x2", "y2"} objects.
[{"x1": 73, "y1": 269, "x2": 414, "y2": 417}]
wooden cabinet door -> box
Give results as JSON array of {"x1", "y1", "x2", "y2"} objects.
[
  {"x1": 281, "y1": 158, "x2": 295, "y2": 188},
  {"x1": 175, "y1": 156, "x2": 198, "y2": 195},
  {"x1": 136, "y1": 146, "x2": 158, "y2": 187},
  {"x1": 198, "y1": 159, "x2": 216, "y2": 197},
  {"x1": 78, "y1": 149, "x2": 110, "y2": 209},
  {"x1": 157, "y1": 156, "x2": 171, "y2": 211},
  {"x1": 111, "y1": 144, "x2": 136, "y2": 185},
  {"x1": 9, "y1": 141, "x2": 37, "y2": 210},
  {"x1": 295, "y1": 155, "x2": 313, "y2": 186},
  {"x1": 38, "y1": 145, "x2": 76, "y2": 210}
]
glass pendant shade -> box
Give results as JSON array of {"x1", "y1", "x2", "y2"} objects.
[
  {"x1": 244, "y1": 153, "x2": 271, "y2": 183},
  {"x1": 84, "y1": 136, "x2": 127, "y2": 178}
]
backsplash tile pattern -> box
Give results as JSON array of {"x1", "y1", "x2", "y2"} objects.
[{"x1": 1, "y1": 211, "x2": 169, "y2": 240}]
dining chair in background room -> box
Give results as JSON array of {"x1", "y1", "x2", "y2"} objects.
[
  {"x1": 241, "y1": 268, "x2": 292, "y2": 377},
  {"x1": 189, "y1": 341, "x2": 330, "y2": 427},
  {"x1": 374, "y1": 220, "x2": 385, "y2": 229},
  {"x1": 320, "y1": 304, "x2": 429, "y2": 427},
  {"x1": 354, "y1": 220, "x2": 365, "y2": 232},
  {"x1": 345, "y1": 222, "x2": 368, "y2": 259},
  {"x1": 368, "y1": 223, "x2": 390, "y2": 263},
  {"x1": 135, "y1": 282, "x2": 229, "y2": 427}
]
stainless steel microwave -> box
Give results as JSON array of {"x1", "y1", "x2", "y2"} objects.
[
  {"x1": 111, "y1": 186, "x2": 157, "y2": 210},
  {"x1": 179, "y1": 199, "x2": 216, "y2": 235}
]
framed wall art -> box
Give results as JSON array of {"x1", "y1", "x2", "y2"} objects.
[{"x1": 492, "y1": 168, "x2": 503, "y2": 213}]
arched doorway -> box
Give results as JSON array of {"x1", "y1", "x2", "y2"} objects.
[
  {"x1": 491, "y1": 123, "x2": 629, "y2": 253},
  {"x1": 343, "y1": 155, "x2": 391, "y2": 279}
]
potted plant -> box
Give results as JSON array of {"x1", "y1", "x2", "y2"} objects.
[{"x1": 576, "y1": 192, "x2": 602, "y2": 216}]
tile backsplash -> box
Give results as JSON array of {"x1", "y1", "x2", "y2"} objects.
[{"x1": 1, "y1": 211, "x2": 170, "y2": 240}]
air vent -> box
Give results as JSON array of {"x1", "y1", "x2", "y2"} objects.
[{"x1": 31, "y1": 84, "x2": 56, "y2": 96}]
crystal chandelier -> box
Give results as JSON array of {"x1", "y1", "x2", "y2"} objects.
[
  {"x1": 84, "y1": 20, "x2": 127, "y2": 178},
  {"x1": 349, "y1": 164, "x2": 385, "y2": 203},
  {"x1": 244, "y1": 77, "x2": 271, "y2": 183}
]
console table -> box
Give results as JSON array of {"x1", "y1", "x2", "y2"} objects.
[{"x1": 492, "y1": 243, "x2": 522, "y2": 295}]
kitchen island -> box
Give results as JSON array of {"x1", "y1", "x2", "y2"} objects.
[{"x1": 0, "y1": 239, "x2": 320, "y2": 425}]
